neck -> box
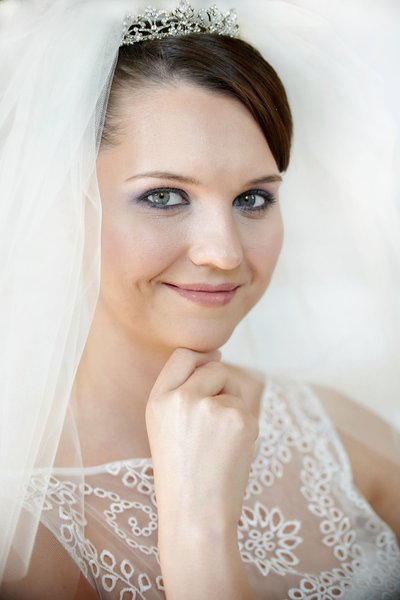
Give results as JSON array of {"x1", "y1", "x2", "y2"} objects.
[{"x1": 70, "y1": 301, "x2": 174, "y2": 462}]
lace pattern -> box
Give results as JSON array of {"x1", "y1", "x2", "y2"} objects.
[{"x1": 25, "y1": 377, "x2": 400, "y2": 599}]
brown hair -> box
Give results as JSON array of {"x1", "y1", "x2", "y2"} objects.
[{"x1": 101, "y1": 34, "x2": 293, "y2": 172}]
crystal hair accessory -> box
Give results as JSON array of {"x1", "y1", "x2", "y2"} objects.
[{"x1": 121, "y1": 0, "x2": 240, "y2": 46}]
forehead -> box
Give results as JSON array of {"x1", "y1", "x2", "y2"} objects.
[{"x1": 112, "y1": 83, "x2": 277, "y2": 182}]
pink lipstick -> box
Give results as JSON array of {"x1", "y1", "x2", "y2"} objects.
[{"x1": 163, "y1": 282, "x2": 240, "y2": 307}]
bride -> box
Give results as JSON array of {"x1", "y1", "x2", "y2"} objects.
[{"x1": 0, "y1": 1, "x2": 399, "y2": 598}]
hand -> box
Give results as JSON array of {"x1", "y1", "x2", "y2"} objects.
[{"x1": 145, "y1": 348, "x2": 259, "y2": 535}]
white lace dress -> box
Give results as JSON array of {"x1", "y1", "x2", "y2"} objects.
[{"x1": 25, "y1": 376, "x2": 400, "y2": 599}]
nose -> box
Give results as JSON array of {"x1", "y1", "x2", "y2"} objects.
[{"x1": 187, "y1": 208, "x2": 244, "y2": 270}]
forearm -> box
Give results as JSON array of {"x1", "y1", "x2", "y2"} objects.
[{"x1": 158, "y1": 520, "x2": 254, "y2": 600}]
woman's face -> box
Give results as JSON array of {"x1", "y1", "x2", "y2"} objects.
[{"x1": 96, "y1": 83, "x2": 284, "y2": 352}]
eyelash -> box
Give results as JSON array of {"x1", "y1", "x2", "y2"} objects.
[{"x1": 134, "y1": 187, "x2": 277, "y2": 214}]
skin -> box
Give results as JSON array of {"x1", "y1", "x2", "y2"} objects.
[
  {"x1": 2, "y1": 84, "x2": 281, "y2": 600},
  {"x1": 73, "y1": 82, "x2": 284, "y2": 599},
  {"x1": 97, "y1": 84, "x2": 283, "y2": 356},
  {"x1": 2, "y1": 82, "x2": 399, "y2": 600},
  {"x1": 72, "y1": 82, "x2": 284, "y2": 465},
  {"x1": 91, "y1": 82, "x2": 400, "y2": 541}
]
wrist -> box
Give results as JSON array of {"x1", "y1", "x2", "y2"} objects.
[
  {"x1": 157, "y1": 519, "x2": 252, "y2": 600},
  {"x1": 157, "y1": 507, "x2": 238, "y2": 546},
  {"x1": 157, "y1": 514, "x2": 243, "y2": 575}
]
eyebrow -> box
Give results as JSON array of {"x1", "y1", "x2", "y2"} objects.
[{"x1": 125, "y1": 170, "x2": 282, "y2": 185}]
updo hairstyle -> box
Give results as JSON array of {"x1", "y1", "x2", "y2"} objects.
[{"x1": 101, "y1": 34, "x2": 293, "y2": 172}]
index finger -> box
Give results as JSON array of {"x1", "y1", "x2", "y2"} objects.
[{"x1": 151, "y1": 347, "x2": 221, "y2": 396}]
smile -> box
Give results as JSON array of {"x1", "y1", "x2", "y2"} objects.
[{"x1": 162, "y1": 282, "x2": 240, "y2": 307}]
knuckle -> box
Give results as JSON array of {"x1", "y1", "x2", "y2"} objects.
[
  {"x1": 226, "y1": 405, "x2": 259, "y2": 438},
  {"x1": 199, "y1": 360, "x2": 222, "y2": 372},
  {"x1": 198, "y1": 395, "x2": 216, "y2": 412},
  {"x1": 146, "y1": 391, "x2": 167, "y2": 415},
  {"x1": 173, "y1": 387, "x2": 191, "y2": 405},
  {"x1": 147, "y1": 391, "x2": 162, "y2": 407},
  {"x1": 226, "y1": 406, "x2": 246, "y2": 428}
]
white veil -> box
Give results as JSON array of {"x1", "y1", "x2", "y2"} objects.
[
  {"x1": 0, "y1": 0, "x2": 399, "y2": 583},
  {"x1": 0, "y1": 0, "x2": 128, "y2": 581}
]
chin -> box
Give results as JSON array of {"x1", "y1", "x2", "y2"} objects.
[
  {"x1": 167, "y1": 326, "x2": 236, "y2": 354},
  {"x1": 159, "y1": 306, "x2": 253, "y2": 353}
]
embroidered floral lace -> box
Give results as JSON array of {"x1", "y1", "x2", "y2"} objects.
[{"x1": 25, "y1": 377, "x2": 400, "y2": 599}]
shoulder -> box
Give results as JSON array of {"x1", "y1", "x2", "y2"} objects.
[{"x1": 308, "y1": 381, "x2": 400, "y2": 541}]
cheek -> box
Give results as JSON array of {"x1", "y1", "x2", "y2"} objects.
[
  {"x1": 245, "y1": 218, "x2": 284, "y2": 282},
  {"x1": 100, "y1": 217, "x2": 183, "y2": 285}
]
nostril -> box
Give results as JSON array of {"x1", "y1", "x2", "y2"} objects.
[{"x1": 189, "y1": 252, "x2": 243, "y2": 270}]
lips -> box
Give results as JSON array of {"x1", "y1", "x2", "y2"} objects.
[
  {"x1": 167, "y1": 283, "x2": 240, "y2": 292},
  {"x1": 162, "y1": 282, "x2": 241, "y2": 307}
]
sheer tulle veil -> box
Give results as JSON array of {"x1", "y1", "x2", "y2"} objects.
[{"x1": 0, "y1": 0, "x2": 399, "y2": 582}]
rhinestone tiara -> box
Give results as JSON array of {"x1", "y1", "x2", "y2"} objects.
[{"x1": 121, "y1": 1, "x2": 240, "y2": 46}]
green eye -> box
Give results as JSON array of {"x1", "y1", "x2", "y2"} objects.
[
  {"x1": 147, "y1": 190, "x2": 184, "y2": 206},
  {"x1": 235, "y1": 193, "x2": 265, "y2": 208},
  {"x1": 233, "y1": 190, "x2": 276, "y2": 213}
]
